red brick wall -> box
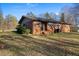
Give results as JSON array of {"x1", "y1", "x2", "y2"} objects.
[
  {"x1": 32, "y1": 21, "x2": 41, "y2": 35},
  {"x1": 32, "y1": 21, "x2": 71, "y2": 35},
  {"x1": 61, "y1": 24, "x2": 70, "y2": 32}
]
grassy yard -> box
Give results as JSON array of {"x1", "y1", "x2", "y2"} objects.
[{"x1": 0, "y1": 32, "x2": 79, "y2": 56}]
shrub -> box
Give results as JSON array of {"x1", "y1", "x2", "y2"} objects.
[
  {"x1": 71, "y1": 27, "x2": 78, "y2": 32},
  {"x1": 16, "y1": 25, "x2": 31, "y2": 34},
  {"x1": 25, "y1": 28, "x2": 31, "y2": 34}
]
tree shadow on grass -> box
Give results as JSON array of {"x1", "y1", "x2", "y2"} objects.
[
  {"x1": 29, "y1": 38, "x2": 79, "y2": 56},
  {"x1": 0, "y1": 33, "x2": 79, "y2": 56},
  {"x1": 19, "y1": 35, "x2": 79, "y2": 56},
  {"x1": 0, "y1": 40, "x2": 27, "y2": 56},
  {"x1": 0, "y1": 35, "x2": 14, "y2": 40},
  {"x1": 48, "y1": 37, "x2": 79, "y2": 48}
]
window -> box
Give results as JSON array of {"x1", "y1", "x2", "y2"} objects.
[
  {"x1": 41, "y1": 24, "x2": 44, "y2": 31},
  {"x1": 41, "y1": 23, "x2": 47, "y2": 31},
  {"x1": 48, "y1": 23, "x2": 53, "y2": 26}
]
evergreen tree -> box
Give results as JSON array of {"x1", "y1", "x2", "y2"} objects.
[
  {"x1": 43, "y1": 12, "x2": 52, "y2": 19},
  {"x1": 26, "y1": 12, "x2": 36, "y2": 19},
  {"x1": 60, "y1": 13, "x2": 65, "y2": 23}
]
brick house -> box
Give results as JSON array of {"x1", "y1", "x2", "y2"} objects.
[{"x1": 19, "y1": 16, "x2": 71, "y2": 35}]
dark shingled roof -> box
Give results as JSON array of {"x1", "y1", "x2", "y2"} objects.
[{"x1": 19, "y1": 16, "x2": 71, "y2": 25}]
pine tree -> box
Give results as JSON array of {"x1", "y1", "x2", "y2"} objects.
[
  {"x1": 26, "y1": 12, "x2": 36, "y2": 19},
  {"x1": 43, "y1": 12, "x2": 52, "y2": 19},
  {"x1": 60, "y1": 13, "x2": 65, "y2": 23}
]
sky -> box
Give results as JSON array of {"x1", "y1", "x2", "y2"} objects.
[{"x1": 0, "y1": 3, "x2": 73, "y2": 21}]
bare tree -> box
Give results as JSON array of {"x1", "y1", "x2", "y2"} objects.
[
  {"x1": 5, "y1": 14, "x2": 17, "y2": 30},
  {"x1": 60, "y1": 5, "x2": 76, "y2": 27},
  {"x1": 68, "y1": 4, "x2": 79, "y2": 26},
  {"x1": 0, "y1": 6, "x2": 4, "y2": 31}
]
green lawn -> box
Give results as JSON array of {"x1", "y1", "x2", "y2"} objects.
[
  {"x1": 0, "y1": 32, "x2": 79, "y2": 56},
  {"x1": 49, "y1": 32, "x2": 79, "y2": 39}
]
